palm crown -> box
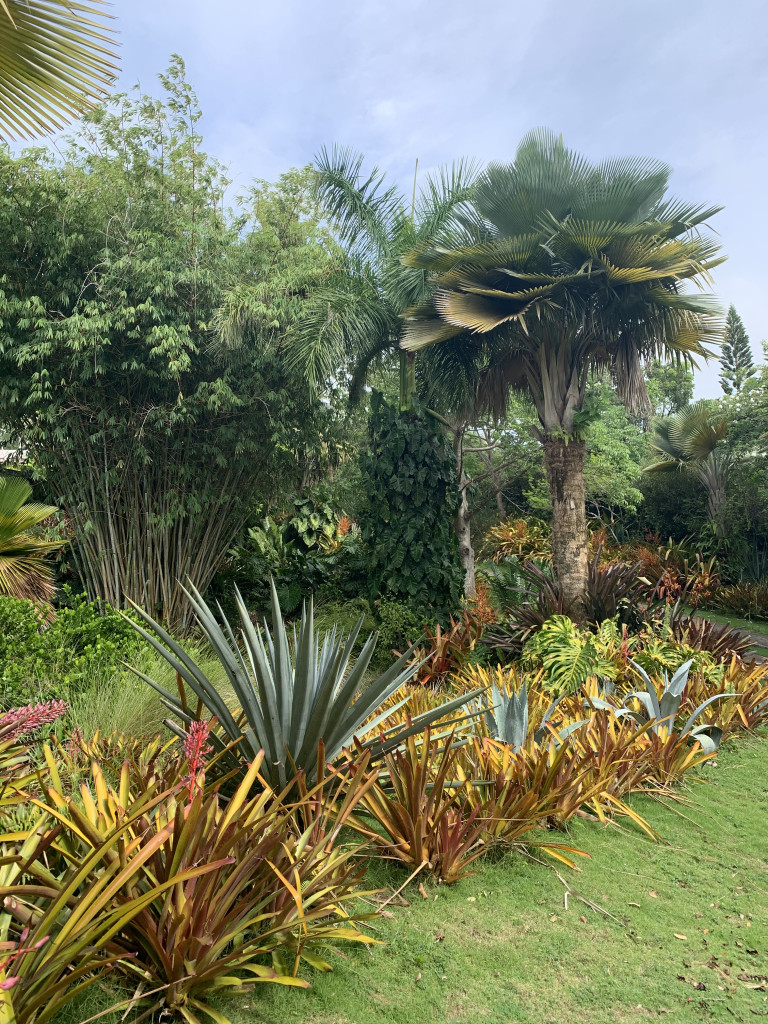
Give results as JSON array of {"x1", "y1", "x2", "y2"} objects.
[
  {"x1": 287, "y1": 146, "x2": 479, "y2": 407},
  {"x1": 401, "y1": 129, "x2": 725, "y2": 434}
]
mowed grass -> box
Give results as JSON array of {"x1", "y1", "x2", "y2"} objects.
[{"x1": 57, "y1": 732, "x2": 768, "y2": 1024}]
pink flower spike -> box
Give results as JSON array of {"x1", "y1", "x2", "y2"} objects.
[
  {"x1": 183, "y1": 719, "x2": 214, "y2": 799},
  {"x1": 0, "y1": 700, "x2": 69, "y2": 741}
]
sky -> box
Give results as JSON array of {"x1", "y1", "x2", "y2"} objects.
[{"x1": 76, "y1": 0, "x2": 768, "y2": 395}]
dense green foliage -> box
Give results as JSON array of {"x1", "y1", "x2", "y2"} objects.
[
  {"x1": 0, "y1": 589, "x2": 140, "y2": 703},
  {"x1": 0, "y1": 60, "x2": 343, "y2": 629},
  {"x1": 360, "y1": 395, "x2": 463, "y2": 618}
]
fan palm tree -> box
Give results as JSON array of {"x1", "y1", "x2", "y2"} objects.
[
  {"x1": 645, "y1": 401, "x2": 730, "y2": 534},
  {"x1": 0, "y1": 473, "x2": 60, "y2": 603},
  {"x1": 0, "y1": 0, "x2": 117, "y2": 141},
  {"x1": 401, "y1": 130, "x2": 725, "y2": 617}
]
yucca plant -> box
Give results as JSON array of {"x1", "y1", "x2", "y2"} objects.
[
  {"x1": 623, "y1": 659, "x2": 734, "y2": 753},
  {"x1": 127, "y1": 582, "x2": 484, "y2": 789}
]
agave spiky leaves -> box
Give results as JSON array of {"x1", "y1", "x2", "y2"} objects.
[
  {"x1": 126, "y1": 581, "x2": 484, "y2": 789},
  {"x1": 625, "y1": 658, "x2": 734, "y2": 752}
]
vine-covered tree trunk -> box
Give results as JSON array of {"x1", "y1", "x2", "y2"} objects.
[
  {"x1": 360, "y1": 394, "x2": 463, "y2": 620},
  {"x1": 542, "y1": 437, "x2": 588, "y2": 620},
  {"x1": 452, "y1": 431, "x2": 476, "y2": 597}
]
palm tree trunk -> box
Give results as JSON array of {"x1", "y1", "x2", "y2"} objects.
[
  {"x1": 453, "y1": 431, "x2": 476, "y2": 597},
  {"x1": 542, "y1": 437, "x2": 588, "y2": 620}
]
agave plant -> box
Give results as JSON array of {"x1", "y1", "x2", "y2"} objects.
[
  {"x1": 623, "y1": 659, "x2": 734, "y2": 753},
  {"x1": 480, "y1": 682, "x2": 586, "y2": 751},
  {"x1": 127, "y1": 582, "x2": 484, "y2": 789}
]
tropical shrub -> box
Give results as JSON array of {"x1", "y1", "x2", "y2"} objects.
[
  {"x1": 375, "y1": 599, "x2": 434, "y2": 658},
  {"x1": 522, "y1": 616, "x2": 618, "y2": 695},
  {"x1": 709, "y1": 582, "x2": 768, "y2": 620},
  {"x1": 0, "y1": 590, "x2": 141, "y2": 704},
  {"x1": 676, "y1": 661, "x2": 768, "y2": 736},
  {"x1": 406, "y1": 604, "x2": 492, "y2": 687},
  {"x1": 670, "y1": 616, "x2": 753, "y2": 662},
  {"x1": 485, "y1": 517, "x2": 551, "y2": 562},
  {"x1": 349, "y1": 728, "x2": 493, "y2": 883},
  {"x1": 0, "y1": 796, "x2": 229, "y2": 1024},
  {"x1": 42, "y1": 750, "x2": 375, "y2": 1023},
  {"x1": 128, "y1": 582, "x2": 483, "y2": 789}
]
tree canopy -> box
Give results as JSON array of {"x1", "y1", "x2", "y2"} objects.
[{"x1": 0, "y1": 59, "x2": 342, "y2": 628}]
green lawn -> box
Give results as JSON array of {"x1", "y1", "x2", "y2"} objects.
[{"x1": 59, "y1": 732, "x2": 768, "y2": 1024}]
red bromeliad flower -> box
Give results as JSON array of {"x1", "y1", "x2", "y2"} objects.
[
  {"x1": 0, "y1": 700, "x2": 69, "y2": 742},
  {"x1": 184, "y1": 719, "x2": 214, "y2": 799}
]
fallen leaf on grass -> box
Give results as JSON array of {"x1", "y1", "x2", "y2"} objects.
[
  {"x1": 579, "y1": 915, "x2": 587, "y2": 924},
  {"x1": 418, "y1": 884, "x2": 428, "y2": 900},
  {"x1": 649, "y1": 890, "x2": 659, "y2": 898},
  {"x1": 628, "y1": 902, "x2": 640, "y2": 907},
  {"x1": 674, "y1": 934, "x2": 688, "y2": 940}
]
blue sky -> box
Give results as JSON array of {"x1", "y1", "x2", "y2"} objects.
[{"x1": 109, "y1": 0, "x2": 767, "y2": 394}]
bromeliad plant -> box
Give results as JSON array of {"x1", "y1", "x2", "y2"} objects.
[
  {"x1": 33, "y1": 746, "x2": 378, "y2": 1024},
  {"x1": 127, "y1": 582, "x2": 483, "y2": 789}
]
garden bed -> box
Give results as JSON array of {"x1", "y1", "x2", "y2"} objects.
[{"x1": 61, "y1": 732, "x2": 768, "y2": 1024}]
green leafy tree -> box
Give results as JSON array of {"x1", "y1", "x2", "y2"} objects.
[
  {"x1": 0, "y1": 0, "x2": 117, "y2": 140},
  {"x1": 720, "y1": 304, "x2": 755, "y2": 394},
  {"x1": 401, "y1": 130, "x2": 724, "y2": 617},
  {"x1": 645, "y1": 359, "x2": 694, "y2": 417},
  {"x1": 0, "y1": 61, "x2": 334, "y2": 629}
]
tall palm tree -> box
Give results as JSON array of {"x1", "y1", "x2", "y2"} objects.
[
  {"x1": 401, "y1": 130, "x2": 724, "y2": 616},
  {"x1": 0, "y1": 474, "x2": 60, "y2": 604},
  {"x1": 287, "y1": 148, "x2": 483, "y2": 591},
  {"x1": 288, "y1": 147, "x2": 479, "y2": 408},
  {"x1": 0, "y1": 0, "x2": 117, "y2": 141},
  {"x1": 645, "y1": 401, "x2": 731, "y2": 534}
]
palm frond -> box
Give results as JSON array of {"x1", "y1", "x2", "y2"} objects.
[
  {"x1": 314, "y1": 145, "x2": 403, "y2": 265},
  {"x1": 0, "y1": 0, "x2": 118, "y2": 141},
  {"x1": 285, "y1": 284, "x2": 399, "y2": 391},
  {"x1": 0, "y1": 474, "x2": 59, "y2": 602}
]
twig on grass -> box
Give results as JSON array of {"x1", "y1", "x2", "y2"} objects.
[{"x1": 377, "y1": 860, "x2": 430, "y2": 911}]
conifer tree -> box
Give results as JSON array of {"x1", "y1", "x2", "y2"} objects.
[{"x1": 720, "y1": 304, "x2": 755, "y2": 394}]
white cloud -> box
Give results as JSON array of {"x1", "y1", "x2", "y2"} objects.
[{"x1": 39, "y1": 0, "x2": 768, "y2": 397}]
